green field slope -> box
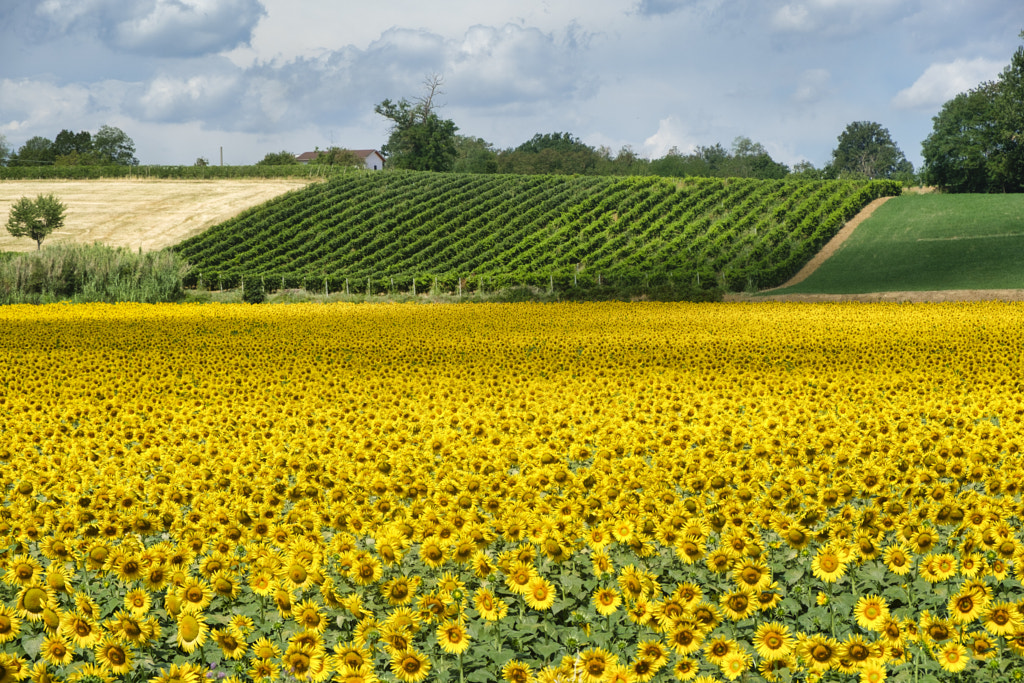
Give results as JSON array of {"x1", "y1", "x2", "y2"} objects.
[
  {"x1": 769, "y1": 194, "x2": 1024, "y2": 294},
  {"x1": 174, "y1": 171, "x2": 900, "y2": 294}
]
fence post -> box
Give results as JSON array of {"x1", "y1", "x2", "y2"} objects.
[{"x1": 345, "y1": 278, "x2": 349, "y2": 295}]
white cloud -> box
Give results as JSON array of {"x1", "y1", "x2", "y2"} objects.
[
  {"x1": 642, "y1": 116, "x2": 699, "y2": 159},
  {"x1": 891, "y1": 57, "x2": 1004, "y2": 109}
]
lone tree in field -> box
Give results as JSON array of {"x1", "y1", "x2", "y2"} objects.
[{"x1": 6, "y1": 194, "x2": 67, "y2": 250}]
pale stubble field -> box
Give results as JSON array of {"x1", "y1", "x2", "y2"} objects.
[{"x1": 0, "y1": 178, "x2": 318, "y2": 252}]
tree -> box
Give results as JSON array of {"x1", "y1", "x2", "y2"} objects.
[
  {"x1": 452, "y1": 136, "x2": 498, "y2": 174},
  {"x1": 6, "y1": 194, "x2": 67, "y2": 250},
  {"x1": 256, "y1": 151, "x2": 298, "y2": 166},
  {"x1": 53, "y1": 129, "x2": 93, "y2": 158},
  {"x1": 829, "y1": 121, "x2": 913, "y2": 179},
  {"x1": 93, "y1": 126, "x2": 139, "y2": 165},
  {"x1": 921, "y1": 33, "x2": 1024, "y2": 193},
  {"x1": 9, "y1": 137, "x2": 55, "y2": 167},
  {"x1": 375, "y1": 74, "x2": 459, "y2": 172},
  {"x1": 0, "y1": 134, "x2": 10, "y2": 166},
  {"x1": 310, "y1": 147, "x2": 363, "y2": 168},
  {"x1": 497, "y1": 132, "x2": 602, "y2": 174},
  {"x1": 921, "y1": 82, "x2": 1002, "y2": 193}
]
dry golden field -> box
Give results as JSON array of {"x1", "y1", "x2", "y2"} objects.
[{"x1": 0, "y1": 179, "x2": 318, "y2": 253}]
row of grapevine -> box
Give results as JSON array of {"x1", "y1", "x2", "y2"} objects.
[
  {"x1": 0, "y1": 164, "x2": 340, "y2": 180},
  {"x1": 174, "y1": 171, "x2": 902, "y2": 295}
]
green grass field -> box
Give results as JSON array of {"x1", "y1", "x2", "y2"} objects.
[{"x1": 769, "y1": 193, "x2": 1024, "y2": 293}]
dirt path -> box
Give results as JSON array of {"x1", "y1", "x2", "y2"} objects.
[
  {"x1": 759, "y1": 195, "x2": 894, "y2": 291},
  {"x1": 0, "y1": 178, "x2": 317, "y2": 252}
]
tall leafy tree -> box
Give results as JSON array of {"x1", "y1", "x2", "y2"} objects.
[
  {"x1": 497, "y1": 132, "x2": 602, "y2": 174},
  {"x1": 0, "y1": 134, "x2": 10, "y2": 166},
  {"x1": 93, "y1": 126, "x2": 139, "y2": 166},
  {"x1": 922, "y1": 33, "x2": 1024, "y2": 192},
  {"x1": 375, "y1": 74, "x2": 458, "y2": 172},
  {"x1": 9, "y1": 137, "x2": 56, "y2": 167},
  {"x1": 829, "y1": 121, "x2": 913, "y2": 179},
  {"x1": 921, "y1": 82, "x2": 1002, "y2": 193}
]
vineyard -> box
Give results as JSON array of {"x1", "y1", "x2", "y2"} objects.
[{"x1": 173, "y1": 173, "x2": 902, "y2": 296}]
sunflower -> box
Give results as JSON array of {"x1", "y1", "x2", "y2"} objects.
[
  {"x1": 577, "y1": 648, "x2": 617, "y2": 683},
  {"x1": 675, "y1": 536, "x2": 706, "y2": 564},
  {"x1": 248, "y1": 570, "x2": 275, "y2": 597},
  {"x1": 811, "y1": 546, "x2": 848, "y2": 583},
  {"x1": 981, "y1": 601, "x2": 1021, "y2": 636},
  {"x1": 635, "y1": 640, "x2": 668, "y2": 669},
  {"x1": 719, "y1": 651, "x2": 751, "y2": 681},
  {"x1": 419, "y1": 541, "x2": 447, "y2": 569},
  {"x1": 882, "y1": 544, "x2": 914, "y2": 576},
  {"x1": 40, "y1": 634, "x2": 73, "y2": 666},
  {"x1": 4, "y1": 554, "x2": 43, "y2": 587},
  {"x1": 177, "y1": 577, "x2": 212, "y2": 613},
  {"x1": 626, "y1": 598, "x2": 654, "y2": 626},
  {"x1": 390, "y1": 649, "x2": 431, "y2": 683},
  {"x1": 330, "y1": 644, "x2": 373, "y2": 673},
  {"x1": 94, "y1": 636, "x2": 134, "y2": 675},
  {"x1": 733, "y1": 558, "x2": 772, "y2": 592},
  {"x1": 948, "y1": 586, "x2": 987, "y2": 624},
  {"x1": 501, "y1": 659, "x2": 533, "y2": 683},
  {"x1": 673, "y1": 657, "x2": 699, "y2": 681},
  {"x1": 919, "y1": 612, "x2": 955, "y2": 646},
  {"x1": 209, "y1": 570, "x2": 239, "y2": 599},
  {"x1": 505, "y1": 561, "x2": 537, "y2": 596},
  {"x1": 0, "y1": 604, "x2": 21, "y2": 645},
  {"x1": 175, "y1": 612, "x2": 208, "y2": 654},
  {"x1": 436, "y1": 618, "x2": 471, "y2": 655},
  {"x1": 920, "y1": 553, "x2": 957, "y2": 582},
  {"x1": 964, "y1": 631, "x2": 997, "y2": 660},
  {"x1": 292, "y1": 599, "x2": 328, "y2": 633},
  {"x1": 934, "y1": 642, "x2": 969, "y2": 673},
  {"x1": 704, "y1": 548, "x2": 736, "y2": 573},
  {"x1": 798, "y1": 634, "x2": 839, "y2": 672},
  {"x1": 704, "y1": 636, "x2": 740, "y2": 666},
  {"x1": 667, "y1": 619, "x2": 704, "y2": 655},
  {"x1": 591, "y1": 550, "x2": 614, "y2": 576},
  {"x1": 248, "y1": 660, "x2": 279, "y2": 683},
  {"x1": 593, "y1": 587, "x2": 621, "y2": 617},
  {"x1": 45, "y1": 564, "x2": 72, "y2": 595},
  {"x1": 67, "y1": 662, "x2": 111, "y2": 683},
  {"x1": 350, "y1": 555, "x2": 383, "y2": 587},
  {"x1": 474, "y1": 587, "x2": 508, "y2": 621},
  {"x1": 524, "y1": 576, "x2": 556, "y2": 611},
  {"x1": 17, "y1": 584, "x2": 55, "y2": 621},
  {"x1": 719, "y1": 589, "x2": 755, "y2": 621},
  {"x1": 859, "y1": 661, "x2": 888, "y2": 683},
  {"x1": 840, "y1": 635, "x2": 880, "y2": 667},
  {"x1": 123, "y1": 588, "x2": 152, "y2": 616},
  {"x1": 626, "y1": 656, "x2": 657, "y2": 683},
  {"x1": 62, "y1": 612, "x2": 101, "y2": 650},
  {"x1": 209, "y1": 628, "x2": 246, "y2": 660},
  {"x1": 854, "y1": 595, "x2": 890, "y2": 631},
  {"x1": 753, "y1": 621, "x2": 794, "y2": 660},
  {"x1": 251, "y1": 636, "x2": 282, "y2": 660},
  {"x1": 283, "y1": 642, "x2": 325, "y2": 681},
  {"x1": 618, "y1": 565, "x2": 654, "y2": 599},
  {"x1": 472, "y1": 550, "x2": 496, "y2": 578}
]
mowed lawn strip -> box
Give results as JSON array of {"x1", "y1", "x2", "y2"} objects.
[
  {"x1": 0, "y1": 178, "x2": 318, "y2": 253},
  {"x1": 772, "y1": 193, "x2": 1024, "y2": 294}
]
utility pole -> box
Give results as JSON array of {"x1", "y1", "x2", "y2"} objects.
[{"x1": 220, "y1": 146, "x2": 223, "y2": 166}]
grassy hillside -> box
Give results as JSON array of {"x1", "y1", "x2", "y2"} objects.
[
  {"x1": 174, "y1": 171, "x2": 900, "y2": 295},
  {"x1": 768, "y1": 194, "x2": 1024, "y2": 294},
  {"x1": 0, "y1": 179, "x2": 318, "y2": 252}
]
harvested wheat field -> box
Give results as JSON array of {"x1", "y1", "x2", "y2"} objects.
[{"x1": 0, "y1": 178, "x2": 319, "y2": 252}]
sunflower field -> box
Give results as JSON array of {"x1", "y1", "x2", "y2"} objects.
[{"x1": 1, "y1": 301, "x2": 1023, "y2": 683}]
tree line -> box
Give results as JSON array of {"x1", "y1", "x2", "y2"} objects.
[{"x1": 0, "y1": 126, "x2": 138, "y2": 167}]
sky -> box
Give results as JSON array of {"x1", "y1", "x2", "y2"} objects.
[{"x1": 1, "y1": 0, "x2": 1021, "y2": 169}]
